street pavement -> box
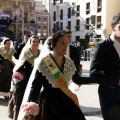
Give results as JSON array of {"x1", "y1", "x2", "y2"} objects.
[
  {"x1": 0, "y1": 61, "x2": 103, "y2": 120},
  {"x1": 69, "y1": 61, "x2": 103, "y2": 120}
]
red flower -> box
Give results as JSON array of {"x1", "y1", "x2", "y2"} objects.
[
  {"x1": 79, "y1": 64, "x2": 82, "y2": 68},
  {"x1": 0, "y1": 65, "x2": 3, "y2": 69}
]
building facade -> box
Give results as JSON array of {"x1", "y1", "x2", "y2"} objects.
[
  {"x1": 45, "y1": 0, "x2": 120, "y2": 47},
  {"x1": 35, "y1": 1, "x2": 49, "y2": 40},
  {"x1": 0, "y1": 0, "x2": 36, "y2": 41}
]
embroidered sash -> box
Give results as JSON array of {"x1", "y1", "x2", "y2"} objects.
[
  {"x1": 42, "y1": 55, "x2": 80, "y2": 108},
  {"x1": 26, "y1": 51, "x2": 35, "y2": 66},
  {"x1": 0, "y1": 47, "x2": 15, "y2": 65}
]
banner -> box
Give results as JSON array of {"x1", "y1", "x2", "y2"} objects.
[{"x1": 30, "y1": 23, "x2": 38, "y2": 35}]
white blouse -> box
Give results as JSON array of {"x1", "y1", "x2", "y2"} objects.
[{"x1": 38, "y1": 55, "x2": 76, "y2": 88}]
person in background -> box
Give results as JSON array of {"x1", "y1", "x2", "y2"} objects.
[
  {"x1": 62, "y1": 29, "x2": 80, "y2": 72},
  {"x1": 77, "y1": 41, "x2": 82, "y2": 64},
  {"x1": 89, "y1": 13, "x2": 120, "y2": 120},
  {"x1": 13, "y1": 41, "x2": 17, "y2": 48},
  {"x1": 62, "y1": 29, "x2": 80, "y2": 92},
  {"x1": 0, "y1": 38, "x2": 16, "y2": 99},
  {"x1": 20, "y1": 32, "x2": 86, "y2": 120},
  {"x1": 10, "y1": 36, "x2": 41, "y2": 120},
  {"x1": 14, "y1": 34, "x2": 31, "y2": 59}
]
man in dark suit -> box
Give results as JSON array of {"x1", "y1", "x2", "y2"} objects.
[
  {"x1": 14, "y1": 34, "x2": 30, "y2": 59},
  {"x1": 62, "y1": 29, "x2": 80, "y2": 72},
  {"x1": 62, "y1": 29, "x2": 80, "y2": 92},
  {"x1": 76, "y1": 41, "x2": 82, "y2": 64},
  {"x1": 90, "y1": 13, "x2": 120, "y2": 120}
]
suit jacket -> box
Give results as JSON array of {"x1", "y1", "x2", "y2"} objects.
[
  {"x1": 90, "y1": 37, "x2": 120, "y2": 79},
  {"x1": 70, "y1": 45, "x2": 80, "y2": 72},
  {"x1": 14, "y1": 43, "x2": 25, "y2": 59},
  {"x1": 90, "y1": 37, "x2": 120, "y2": 101}
]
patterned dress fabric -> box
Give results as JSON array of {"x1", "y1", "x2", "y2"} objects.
[
  {"x1": 28, "y1": 54, "x2": 86, "y2": 120},
  {"x1": 0, "y1": 48, "x2": 16, "y2": 93}
]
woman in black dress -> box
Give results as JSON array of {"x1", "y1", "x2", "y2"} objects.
[
  {"x1": 0, "y1": 38, "x2": 16, "y2": 99},
  {"x1": 11, "y1": 36, "x2": 41, "y2": 120},
  {"x1": 20, "y1": 32, "x2": 86, "y2": 120}
]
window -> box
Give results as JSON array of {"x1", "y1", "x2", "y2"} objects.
[
  {"x1": 60, "y1": 22, "x2": 63, "y2": 30},
  {"x1": 96, "y1": 35, "x2": 101, "y2": 42},
  {"x1": 67, "y1": 8, "x2": 71, "y2": 19},
  {"x1": 52, "y1": 23, "x2": 56, "y2": 33},
  {"x1": 97, "y1": 16, "x2": 101, "y2": 28},
  {"x1": 75, "y1": 19, "x2": 80, "y2": 31},
  {"x1": 67, "y1": 21, "x2": 71, "y2": 30},
  {"x1": 76, "y1": 5, "x2": 80, "y2": 17},
  {"x1": 44, "y1": 17, "x2": 46, "y2": 20},
  {"x1": 55, "y1": 22, "x2": 59, "y2": 31},
  {"x1": 38, "y1": 17, "x2": 41, "y2": 20},
  {"x1": 60, "y1": 0, "x2": 63, "y2": 3},
  {"x1": 86, "y1": 18, "x2": 90, "y2": 29},
  {"x1": 53, "y1": 11, "x2": 56, "y2": 21},
  {"x1": 97, "y1": 0, "x2": 102, "y2": 12},
  {"x1": 76, "y1": 36, "x2": 80, "y2": 41},
  {"x1": 86, "y1": 18, "x2": 90, "y2": 25},
  {"x1": 44, "y1": 26, "x2": 46, "y2": 29},
  {"x1": 86, "y1": 2, "x2": 90, "y2": 14},
  {"x1": 60, "y1": 10, "x2": 63, "y2": 20},
  {"x1": 53, "y1": 0, "x2": 56, "y2": 5}
]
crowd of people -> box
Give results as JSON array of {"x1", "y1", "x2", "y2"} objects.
[{"x1": 0, "y1": 13, "x2": 120, "y2": 120}]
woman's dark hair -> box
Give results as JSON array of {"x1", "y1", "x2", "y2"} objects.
[
  {"x1": 49, "y1": 31, "x2": 65, "y2": 50},
  {"x1": 29, "y1": 35, "x2": 40, "y2": 44},
  {"x1": 3, "y1": 38, "x2": 11, "y2": 45},
  {"x1": 111, "y1": 13, "x2": 120, "y2": 26}
]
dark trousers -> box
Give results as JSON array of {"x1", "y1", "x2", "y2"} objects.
[{"x1": 98, "y1": 85, "x2": 120, "y2": 120}]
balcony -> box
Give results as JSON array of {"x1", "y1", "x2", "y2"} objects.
[
  {"x1": 67, "y1": 14, "x2": 71, "y2": 19},
  {"x1": 97, "y1": 22, "x2": 101, "y2": 28},
  {"x1": 76, "y1": 12, "x2": 80, "y2": 17},
  {"x1": 97, "y1": 6, "x2": 102, "y2": 12},
  {"x1": 97, "y1": 22, "x2": 101, "y2": 25},
  {"x1": 3, "y1": 9, "x2": 12, "y2": 13},
  {"x1": 86, "y1": 9, "x2": 90, "y2": 15},
  {"x1": 66, "y1": 26, "x2": 71, "y2": 30},
  {"x1": 75, "y1": 25, "x2": 80, "y2": 31},
  {"x1": 53, "y1": 17, "x2": 56, "y2": 21}
]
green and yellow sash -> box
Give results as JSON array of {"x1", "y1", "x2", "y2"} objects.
[
  {"x1": 26, "y1": 50, "x2": 35, "y2": 66},
  {"x1": 0, "y1": 47, "x2": 15, "y2": 65},
  {"x1": 42, "y1": 55, "x2": 80, "y2": 108}
]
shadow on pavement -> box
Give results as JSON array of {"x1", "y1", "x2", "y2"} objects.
[
  {"x1": 0, "y1": 98, "x2": 8, "y2": 106},
  {"x1": 81, "y1": 106, "x2": 102, "y2": 117}
]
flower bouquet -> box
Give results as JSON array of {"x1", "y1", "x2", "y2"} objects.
[
  {"x1": 0, "y1": 65, "x2": 3, "y2": 72},
  {"x1": 12, "y1": 72, "x2": 24, "y2": 83},
  {"x1": 12, "y1": 72, "x2": 24, "y2": 89},
  {"x1": 21, "y1": 102, "x2": 40, "y2": 120}
]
